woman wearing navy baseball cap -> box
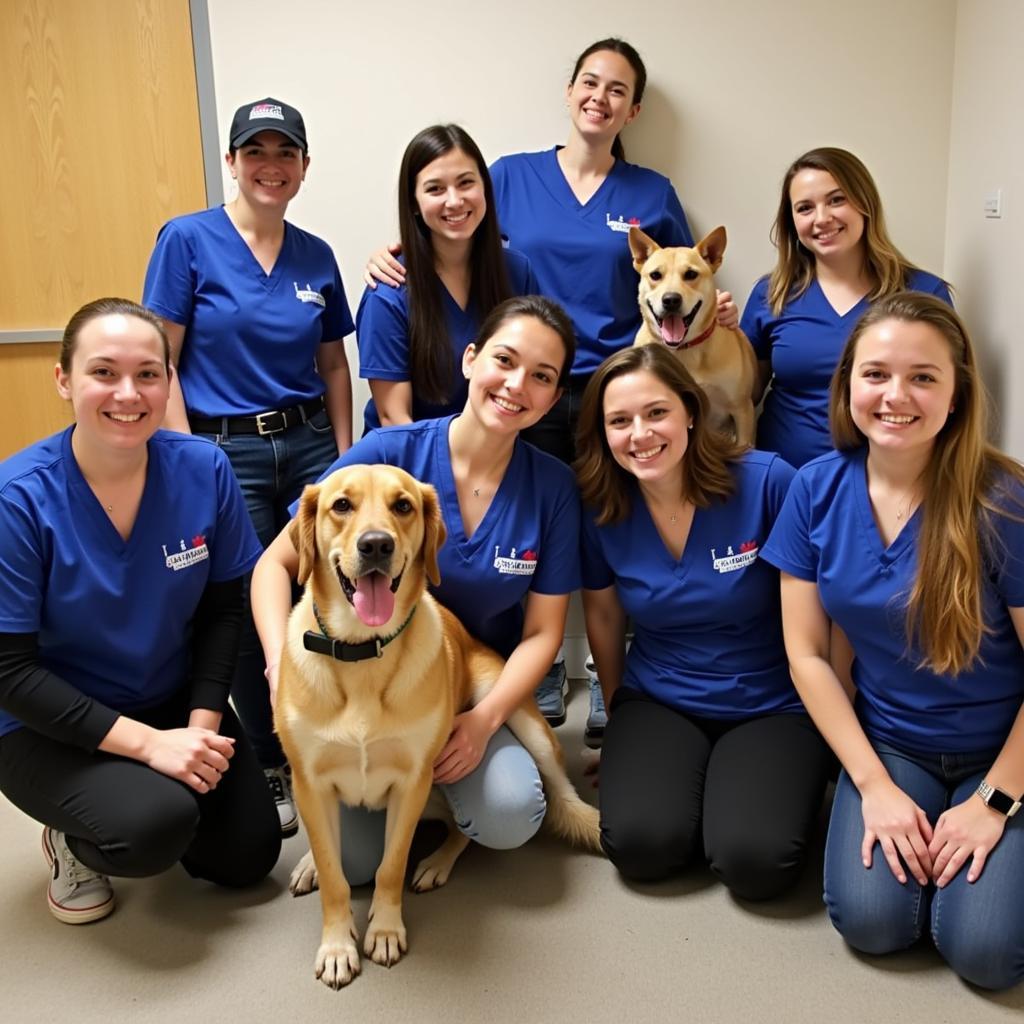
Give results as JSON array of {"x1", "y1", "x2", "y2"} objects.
[{"x1": 143, "y1": 97, "x2": 355, "y2": 837}]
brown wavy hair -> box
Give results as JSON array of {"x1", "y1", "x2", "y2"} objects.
[
  {"x1": 575, "y1": 345, "x2": 745, "y2": 525},
  {"x1": 830, "y1": 291, "x2": 1024, "y2": 675},
  {"x1": 766, "y1": 147, "x2": 937, "y2": 316}
]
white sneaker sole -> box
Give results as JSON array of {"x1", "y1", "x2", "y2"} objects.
[{"x1": 42, "y1": 830, "x2": 115, "y2": 925}]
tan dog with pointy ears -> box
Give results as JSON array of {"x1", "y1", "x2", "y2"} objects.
[
  {"x1": 274, "y1": 464, "x2": 601, "y2": 990},
  {"x1": 630, "y1": 225, "x2": 757, "y2": 445}
]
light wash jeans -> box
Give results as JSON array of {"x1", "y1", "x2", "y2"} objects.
[
  {"x1": 338, "y1": 725, "x2": 546, "y2": 885},
  {"x1": 824, "y1": 739, "x2": 1024, "y2": 990}
]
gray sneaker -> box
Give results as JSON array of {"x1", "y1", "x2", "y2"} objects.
[
  {"x1": 42, "y1": 827, "x2": 114, "y2": 925},
  {"x1": 265, "y1": 765, "x2": 299, "y2": 837},
  {"x1": 534, "y1": 660, "x2": 568, "y2": 727},
  {"x1": 584, "y1": 657, "x2": 607, "y2": 749}
]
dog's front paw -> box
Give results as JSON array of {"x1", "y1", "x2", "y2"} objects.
[
  {"x1": 411, "y1": 849, "x2": 456, "y2": 892},
  {"x1": 364, "y1": 902, "x2": 407, "y2": 966},
  {"x1": 314, "y1": 935, "x2": 361, "y2": 989},
  {"x1": 289, "y1": 849, "x2": 319, "y2": 896}
]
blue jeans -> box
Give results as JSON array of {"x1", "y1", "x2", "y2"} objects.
[
  {"x1": 824, "y1": 739, "x2": 1024, "y2": 990},
  {"x1": 338, "y1": 726, "x2": 547, "y2": 885},
  {"x1": 201, "y1": 409, "x2": 338, "y2": 767}
]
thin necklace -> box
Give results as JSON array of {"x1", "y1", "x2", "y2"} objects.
[{"x1": 894, "y1": 481, "x2": 922, "y2": 521}]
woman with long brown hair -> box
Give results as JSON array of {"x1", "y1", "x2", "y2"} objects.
[
  {"x1": 763, "y1": 292, "x2": 1024, "y2": 989},
  {"x1": 577, "y1": 344, "x2": 830, "y2": 897},
  {"x1": 741, "y1": 147, "x2": 951, "y2": 468},
  {"x1": 355, "y1": 124, "x2": 535, "y2": 433}
]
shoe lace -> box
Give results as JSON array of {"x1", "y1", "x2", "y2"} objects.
[
  {"x1": 265, "y1": 770, "x2": 287, "y2": 803},
  {"x1": 61, "y1": 844, "x2": 102, "y2": 887}
]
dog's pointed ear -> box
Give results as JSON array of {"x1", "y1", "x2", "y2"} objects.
[
  {"x1": 419, "y1": 483, "x2": 446, "y2": 588},
  {"x1": 290, "y1": 484, "x2": 321, "y2": 586},
  {"x1": 697, "y1": 226, "x2": 727, "y2": 272},
  {"x1": 628, "y1": 226, "x2": 659, "y2": 270}
]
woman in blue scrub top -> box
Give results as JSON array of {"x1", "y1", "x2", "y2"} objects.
[
  {"x1": 143, "y1": 97, "x2": 356, "y2": 833},
  {"x1": 0, "y1": 299, "x2": 279, "y2": 926},
  {"x1": 763, "y1": 293, "x2": 1024, "y2": 989},
  {"x1": 252, "y1": 297, "x2": 583, "y2": 881},
  {"x1": 576, "y1": 344, "x2": 831, "y2": 898},
  {"x1": 357, "y1": 124, "x2": 536, "y2": 433},
  {"x1": 741, "y1": 147, "x2": 952, "y2": 468}
]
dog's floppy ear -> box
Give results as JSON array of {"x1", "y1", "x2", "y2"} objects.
[
  {"x1": 697, "y1": 226, "x2": 728, "y2": 272},
  {"x1": 628, "y1": 226, "x2": 660, "y2": 270},
  {"x1": 418, "y1": 483, "x2": 446, "y2": 588},
  {"x1": 290, "y1": 484, "x2": 321, "y2": 586}
]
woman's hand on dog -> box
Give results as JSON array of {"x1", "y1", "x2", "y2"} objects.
[
  {"x1": 715, "y1": 290, "x2": 739, "y2": 330},
  {"x1": 143, "y1": 726, "x2": 236, "y2": 794},
  {"x1": 364, "y1": 242, "x2": 405, "y2": 289},
  {"x1": 433, "y1": 710, "x2": 495, "y2": 785}
]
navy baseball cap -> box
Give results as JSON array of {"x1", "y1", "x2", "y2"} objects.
[{"x1": 229, "y1": 98, "x2": 307, "y2": 150}]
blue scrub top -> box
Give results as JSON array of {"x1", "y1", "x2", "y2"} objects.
[
  {"x1": 296, "y1": 416, "x2": 581, "y2": 658},
  {"x1": 0, "y1": 429, "x2": 262, "y2": 738},
  {"x1": 143, "y1": 206, "x2": 355, "y2": 417},
  {"x1": 355, "y1": 248, "x2": 537, "y2": 433},
  {"x1": 490, "y1": 148, "x2": 693, "y2": 377},
  {"x1": 582, "y1": 450, "x2": 801, "y2": 718},
  {"x1": 761, "y1": 448, "x2": 1024, "y2": 753},
  {"x1": 741, "y1": 272, "x2": 952, "y2": 468}
]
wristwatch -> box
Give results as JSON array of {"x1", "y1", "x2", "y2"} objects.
[{"x1": 976, "y1": 779, "x2": 1022, "y2": 817}]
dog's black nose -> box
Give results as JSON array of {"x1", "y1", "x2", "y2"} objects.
[
  {"x1": 661, "y1": 292, "x2": 682, "y2": 313},
  {"x1": 357, "y1": 531, "x2": 395, "y2": 560}
]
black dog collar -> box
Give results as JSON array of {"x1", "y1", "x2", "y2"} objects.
[{"x1": 303, "y1": 602, "x2": 417, "y2": 663}]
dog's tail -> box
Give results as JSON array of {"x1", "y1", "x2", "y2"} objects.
[{"x1": 505, "y1": 705, "x2": 603, "y2": 853}]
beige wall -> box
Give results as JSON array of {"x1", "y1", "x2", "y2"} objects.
[
  {"x1": 945, "y1": 0, "x2": 1024, "y2": 458},
  {"x1": 204, "y1": 0, "x2": 958, "y2": 427}
]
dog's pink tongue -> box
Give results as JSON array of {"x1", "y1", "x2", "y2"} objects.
[
  {"x1": 353, "y1": 573, "x2": 395, "y2": 627},
  {"x1": 660, "y1": 315, "x2": 688, "y2": 345}
]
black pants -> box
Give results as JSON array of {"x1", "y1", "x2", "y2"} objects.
[
  {"x1": 599, "y1": 687, "x2": 831, "y2": 900},
  {"x1": 521, "y1": 375, "x2": 591, "y2": 466},
  {"x1": 0, "y1": 698, "x2": 281, "y2": 887}
]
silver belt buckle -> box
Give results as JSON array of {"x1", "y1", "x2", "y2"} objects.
[{"x1": 255, "y1": 411, "x2": 281, "y2": 436}]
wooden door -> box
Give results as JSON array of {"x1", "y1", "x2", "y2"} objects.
[{"x1": 0, "y1": 0, "x2": 207, "y2": 457}]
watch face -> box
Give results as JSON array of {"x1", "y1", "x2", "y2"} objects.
[{"x1": 986, "y1": 788, "x2": 1017, "y2": 816}]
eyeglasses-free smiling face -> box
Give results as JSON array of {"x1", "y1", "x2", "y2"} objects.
[
  {"x1": 566, "y1": 49, "x2": 640, "y2": 144},
  {"x1": 602, "y1": 370, "x2": 693, "y2": 483},
  {"x1": 849, "y1": 317, "x2": 956, "y2": 456},
  {"x1": 462, "y1": 316, "x2": 565, "y2": 433},
  {"x1": 226, "y1": 129, "x2": 308, "y2": 210},
  {"x1": 789, "y1": 168, "x2": 865, "y2": 264},
  {"x1": 414, "y1": 148, "x2": 486, "y2": 245},
  {"x1": 55, "y1": 314, "x2": 170, "y2": 451}
]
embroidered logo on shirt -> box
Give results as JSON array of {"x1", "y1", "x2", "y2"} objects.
[
  {"x1": 606, "y1": 214, "x2": 641, "y2": 234},
  {"x1": 294, "y1": 282, "x2": 326, "y2": 307},
  {"x1": 162, "y1": 535, "x2": 210, "y2": 572},
  {"x1": 710, "y1": 540, "x2": 758, "y2": 574},
  {"x1": 250, "y1": 103, "x2": 283, "y2": 121},
  {"x1": 493, "y1": 546, "x2": 538, "y2": 576}
]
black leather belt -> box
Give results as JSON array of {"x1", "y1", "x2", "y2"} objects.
[{"x1": 189, "y1": 396, "x2": 325, "y2": 436}]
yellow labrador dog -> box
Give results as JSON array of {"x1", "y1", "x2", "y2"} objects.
[
  {"x1": 274, "y1": 464, "x2": 601, "y2": 989},
  {"x1": 630, "y1": 225, "x2": 757, "y2": 445}
]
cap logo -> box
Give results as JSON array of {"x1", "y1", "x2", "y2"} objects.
[{"x1": 250, "y1": 103, "x2": 283, "y2": 121}]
